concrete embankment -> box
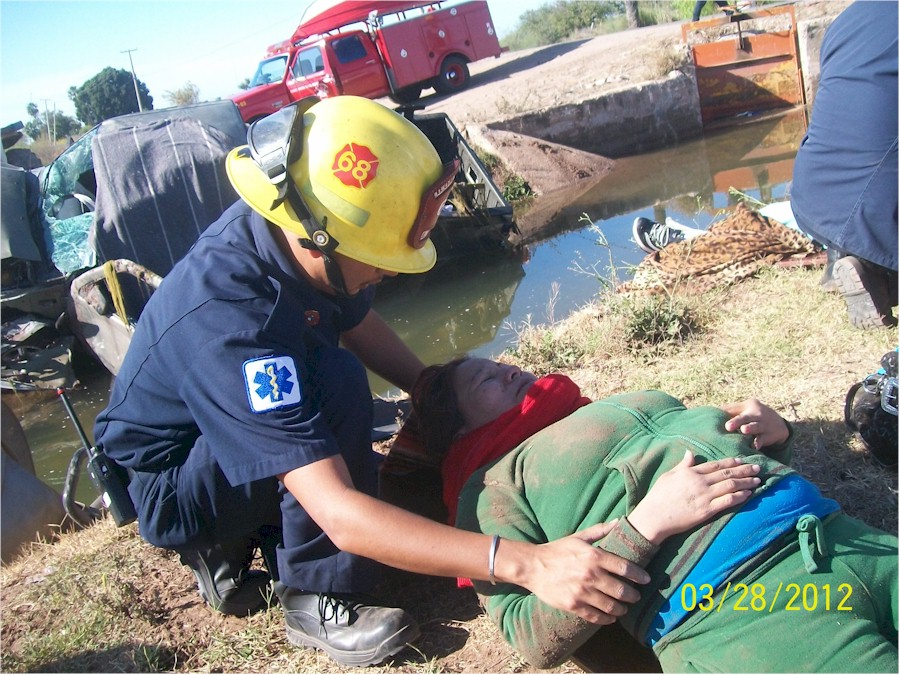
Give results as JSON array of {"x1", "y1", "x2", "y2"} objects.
[{"x1": 415, "y1": 3, "x2": 849, "y2": 197}]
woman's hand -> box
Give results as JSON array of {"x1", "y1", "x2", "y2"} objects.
[
  {"x1": 627, "y1": 451, "x2": 760, "y2": 545},
  {"x1": 721, "y1": 399, "x2": 790, "y2": 449}
]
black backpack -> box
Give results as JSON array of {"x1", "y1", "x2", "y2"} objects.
[{"x1": 844, "y1": 349, "x2": 898, "y2": 466}]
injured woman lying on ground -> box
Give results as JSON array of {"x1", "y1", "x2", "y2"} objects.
[{"x1": 409, "y1": 357, "x2": 898, "y2": 673}]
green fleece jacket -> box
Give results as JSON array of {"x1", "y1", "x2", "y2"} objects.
[{"x1": 454, "y1": 390, "x2": 795, "y2": 669}]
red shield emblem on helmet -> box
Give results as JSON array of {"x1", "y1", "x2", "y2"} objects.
[{"x1": 332, "y1": 143, "x2": 379, "y2": 188}]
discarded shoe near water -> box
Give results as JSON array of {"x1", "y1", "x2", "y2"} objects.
[
  {"x1": 275, "y1": 581, "x2": 419, "y2": 667},
  {"x1": 632, "y1": 216, "x2": 705, "y2": 253}
]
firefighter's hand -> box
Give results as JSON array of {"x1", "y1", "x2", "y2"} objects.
[{"x1": 515, "y1": 523, "x2": 649, "y2": 625}]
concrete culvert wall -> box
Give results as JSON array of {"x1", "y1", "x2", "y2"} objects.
[{"x1": 488, "y1": 70, "x2": 703, "y2": 159}]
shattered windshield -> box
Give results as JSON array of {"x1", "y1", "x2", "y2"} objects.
[
  {"x1": 250, "y1": 55, "x2": 289, "y2": 88},
  {"x1": 40, "y1": 126, "x2": 98, "y2": 214},
  {"x1": 39, "y1": 126, "x2": 100, "y2": 275}
]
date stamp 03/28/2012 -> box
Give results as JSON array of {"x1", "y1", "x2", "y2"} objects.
[{"x1": 680, "y1": 582, "x2": 854, "y2": 613}]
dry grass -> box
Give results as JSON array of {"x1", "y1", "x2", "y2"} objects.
[
  {"x1": 0, "y1": 517, "x2": 560, "y2": 674},
  {"x1": 2, "y1": 265, "x2": 897, "y2": 673},
  {"x1": 8, "y1": 136, "x2": 72, "y2": 167}
]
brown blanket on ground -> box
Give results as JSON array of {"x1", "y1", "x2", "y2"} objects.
[{"x1": 619, "y1": 203, "x2": 821, "y2": 295}]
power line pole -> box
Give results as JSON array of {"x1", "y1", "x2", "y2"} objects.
[
  {"x1": 122, "y1": 48, "x2": 144, "y2": 112},
  {"x1": 41, "y1": 98, "x2": 55, "y2": 142}
]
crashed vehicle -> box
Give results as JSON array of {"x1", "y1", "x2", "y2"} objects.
[
  {"x1": 1, "y1": 102, "x2": 247, "y2": 389},
  {"x1": 2, "y1": 122, "x2": 79, "y2": 391},
  {"x1": 2, "y1": 99, "x2": 516, "y2": 387}
]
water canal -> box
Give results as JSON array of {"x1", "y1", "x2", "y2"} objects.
[{"x1": 7, "y1": 108, "x2": 807, "y2": 501}]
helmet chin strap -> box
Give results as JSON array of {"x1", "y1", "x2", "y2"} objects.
[
  {"x1": 296, "y1": 235, "x2": 351, "y2": 298},
  {"x1": 281, "y1": 182, "x2": 351, "y2": 297}
]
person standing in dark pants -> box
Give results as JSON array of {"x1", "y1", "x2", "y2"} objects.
[
  {"x1": 692, "y1": 1, "x2": 732, "y2": 22},
  {"x1": 790, "y1": 1, "x2": 898, "y2": 329}
]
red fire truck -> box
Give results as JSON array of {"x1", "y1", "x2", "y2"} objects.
[{"x1": 231, "y1": 1, "x2": 503, "y2": 123}]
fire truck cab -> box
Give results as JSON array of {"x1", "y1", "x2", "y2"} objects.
[{"x1": 232, "y1": 1, "x2": 502, "y2": 123}]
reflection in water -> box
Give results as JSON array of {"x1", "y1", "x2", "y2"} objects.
[
  {"x1": 10, "y1": 109, "x2": 809, "y2": 488},
  {"x1": 371, "y1": 252, "x2": 526, "y2": 394},
  {"x1": 4, "y1": 361, "x2": 114, "y2": 503},
  {"x1": 514, "y1": 107, "x2": 806, "y2": 246}
]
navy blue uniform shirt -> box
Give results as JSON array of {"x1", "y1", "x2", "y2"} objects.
[{"x1": 94, "y1": 200, "x2": 374, "y2": 487}]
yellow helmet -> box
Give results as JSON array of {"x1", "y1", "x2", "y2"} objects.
[{"x1": 226, "y1": 96, "x2": 458, "y2": 274}]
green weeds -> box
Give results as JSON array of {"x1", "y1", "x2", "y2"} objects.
[
  {"x1": 584, "y1": 213, "x2": 706, "y2": 354},
  {"x1": 615, "y1": 293, "x2": 702, "y2": 353},
  {"x1": 476, "y1": 149, "x2": 534, "y2": 204}
]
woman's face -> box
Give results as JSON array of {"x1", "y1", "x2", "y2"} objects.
[{"x1": 452, "y1": 358, "x2": 537, "y2": 434}]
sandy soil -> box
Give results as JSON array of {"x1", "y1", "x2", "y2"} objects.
[{"x1": 418, "y1": 22, "x2": 685, "y2": 127}]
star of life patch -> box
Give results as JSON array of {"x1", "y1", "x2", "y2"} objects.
[{"x1": 243, "y1": 355, "x2": 302, "y2": 413}]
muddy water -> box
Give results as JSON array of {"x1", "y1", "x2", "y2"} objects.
[
  {"x1": 9, "y1": 109, "x2": 807, "y2": 500},
  {"x1": 370, "y1": 107, "x2": 807, "y2": 389}
]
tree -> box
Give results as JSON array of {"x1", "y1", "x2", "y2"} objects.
[
  {"x1": 23, "y1": 101, "x2": 81, "y2": 141},
  {"x1": 164, "y1": 81, "x2": 200, "y2": 107},
  {"x1": 516, "y1": 1, "x2": 619, "y2": 47},
  {"x1": 70, "y1": 67, "x2": 153, "y2": 126},
  {"x1": 625, "y1": 1, "x2": 641, "y2": 28},
  {"x1": 238, "y1": 78, "x2": 251, "y2": 91}
]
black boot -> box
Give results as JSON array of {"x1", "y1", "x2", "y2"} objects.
[
  {"x1": 255, "y1": 524, "x2": 283, "y2": 583},
  {"x1": 832, "y1": 256, "x2": 897, "y2": 329},
  {"x1": 177, "y1": 537, "x2": 273, "y2": 616},
  {"x1": 275, "y1": 581, "x2": 419, "y2": 667}
]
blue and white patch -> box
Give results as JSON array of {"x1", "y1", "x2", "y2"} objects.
[{"x1": 243, "y1": 355, "x2": 302, "y2": 413}]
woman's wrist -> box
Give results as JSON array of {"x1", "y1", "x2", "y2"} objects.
[{"x1": 624, "y1": 507, "x2": 665, "y2": 545}]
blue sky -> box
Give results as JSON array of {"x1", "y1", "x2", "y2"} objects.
[{"x1": 0, "y1": 0, "x2": 548, "y2": 126}]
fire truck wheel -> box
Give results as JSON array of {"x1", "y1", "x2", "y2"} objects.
[
  {"x1": 434, "y1": 56, "x2": 470, "y2": 95},
  {"x1": 389, "y1": 86, "x2": 423, "y2": 105}
]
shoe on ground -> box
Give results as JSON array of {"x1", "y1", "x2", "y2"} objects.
[
  {"x1": 178, "y1": 538, "x2": 273, "y2": 616},
  {"x1": 276, "y1": 582, "x2": 419, "y2": 667},
  {"x1": 831, "y1": 256, "x2": 896, "y2": 329},
  {"x1": 632, "y1": 216, "x2": 704, "y2": 254}
]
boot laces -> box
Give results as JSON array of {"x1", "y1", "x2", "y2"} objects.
[
  {"x1": 647, "y1": 221, "x2": 685, "y2": 249},
  {"x1": 317, "y1": 593, "x2": 361, "y2": 627}
]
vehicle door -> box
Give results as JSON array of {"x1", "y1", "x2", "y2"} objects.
[
  {"x1": 286, "y1": 45, "x2": 326, "y2": 101},
  {"x1": 327, "y1": 34, "x2": 389, "y2": 98},
  {"x1": 230, "y1": 54, "x2": 292, "y2": 122}
]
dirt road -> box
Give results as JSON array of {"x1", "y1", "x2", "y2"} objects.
[
  {"x1": 418, "y1": 1, "x2": 849, "y2": 128},
  {"x1": 417, "y1": 22, "x2": 685, "y2": 127}
]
